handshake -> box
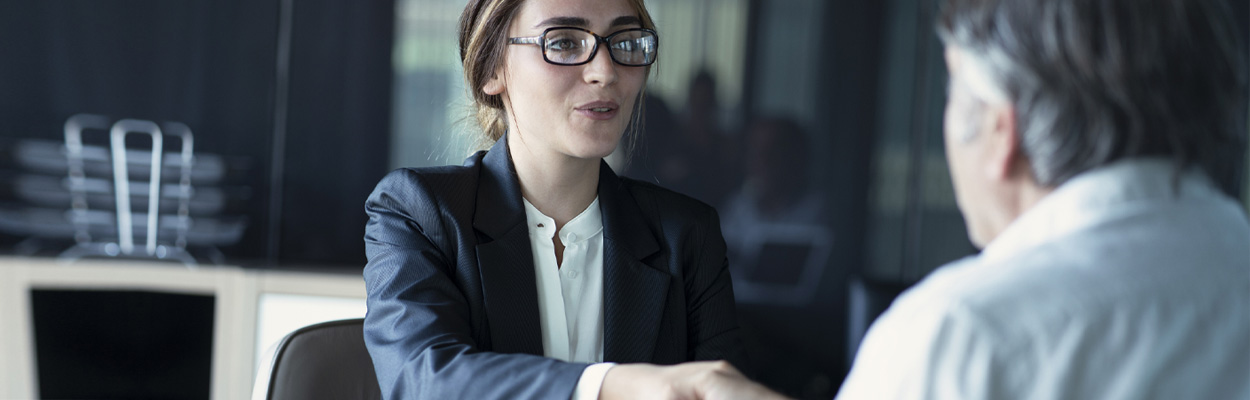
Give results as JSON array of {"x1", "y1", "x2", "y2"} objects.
[{"x1": 600, "y1": 361, "x2": 791, "y2": 400}]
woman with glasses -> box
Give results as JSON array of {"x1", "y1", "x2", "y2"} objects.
[{"x1": 362, "y1": 0, "x2": 753, "y2": 398}]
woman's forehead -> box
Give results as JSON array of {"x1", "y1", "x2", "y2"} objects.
[{"x1": 513, "y1": 0, "x2": 639, "y2": 31}]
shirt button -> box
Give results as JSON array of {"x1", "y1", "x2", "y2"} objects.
[
  {"x1": 566, "y1": 269, "x2": 579, "y2": 279},
  {"x1": 567, "y1": 233, "x2": 579, "y2": 243}
]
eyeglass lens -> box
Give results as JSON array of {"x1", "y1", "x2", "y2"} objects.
[{"x1": 543, "y1": 29, "x2": 656, "y2": 66}]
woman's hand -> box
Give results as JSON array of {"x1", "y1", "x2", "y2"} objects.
[{"x1": 599, "y1": 361, "x2": 791, "y2": 400}]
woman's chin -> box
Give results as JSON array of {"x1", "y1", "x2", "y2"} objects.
[
  {"x1": 566, "y1": 138, "x2": 620, "y2": 160},
  {"x1": 572, "y1": 145, "x2": 619, "y2": 161},
  {"x1": 566, "y1": 130, "x2": 623, "y2": 159}
]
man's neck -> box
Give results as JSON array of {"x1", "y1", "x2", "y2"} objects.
[
  {"x1": 984, "y1": 169, "x2": 1055, "y2": 248},
  {"x1": 1013, "y1": 182, "x2": 1053, "y2": 219}
]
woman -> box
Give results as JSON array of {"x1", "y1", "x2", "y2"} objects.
[{"x1": 363, "y1": 0, "x2": 748, "y2": 398}]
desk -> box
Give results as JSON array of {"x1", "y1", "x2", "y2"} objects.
[{"x1": 0, "y1": 257, "x2": 366, "y2": 400}]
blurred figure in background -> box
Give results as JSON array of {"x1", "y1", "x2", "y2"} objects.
[
  {"x1": 720, "y1": 116, "x2": 830, "y2": 305},
  {"x1": 721, "y1": 116, "x2": 822, "y2": 232},
  {"x1": 623, "y1": 92, "x2": 678, "y2": 181},
  {"x1": 647, "y1": 69, "x2": 743, "y2": 207},
  {"x1": 837, "y1": 0, "x2": 1250, "y2": 398}
]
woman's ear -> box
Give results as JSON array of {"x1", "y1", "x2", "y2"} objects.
[{"x1": 483, "y1": 73, "x2": 505, "y2": 95}]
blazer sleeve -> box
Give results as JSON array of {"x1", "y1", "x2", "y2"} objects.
[
  {"x1": 362, "y1": 170, "x2": 588, "y2": 400},
  {"x1": 683, "y1": 206, "x2": 751, "y2": 372}
]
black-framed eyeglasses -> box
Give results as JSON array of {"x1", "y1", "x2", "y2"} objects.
[{"x1": 508, "y1": 27, "x2": 658, "y2": 67}]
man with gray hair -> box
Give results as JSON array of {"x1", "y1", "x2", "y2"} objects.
[
  {"x1": 681, "y1": 0, "x2": 1246, "y2": 398},
  {"x1": 834, "y1": 0, "x2": 1249, "y2": 398}
]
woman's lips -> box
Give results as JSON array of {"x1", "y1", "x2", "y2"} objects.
[{"x1": 575, "y1": 101, "x2": 619, "y2": 121}]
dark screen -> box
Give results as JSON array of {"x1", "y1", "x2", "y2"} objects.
[{"x1": 31, "y1": 289, "x2": 214, "y2": 400}]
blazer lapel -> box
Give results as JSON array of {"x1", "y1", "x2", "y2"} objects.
[
  {"x1": 473, "y1": 137, "x2": 544, "y2": 356},
  {"x1": 598, "y1": 161, "x2": 668, "y2": 363}
]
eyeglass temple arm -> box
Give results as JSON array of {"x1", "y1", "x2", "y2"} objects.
[{"x1": 508, "y1": 37, "x2": 541, "y2": 45}]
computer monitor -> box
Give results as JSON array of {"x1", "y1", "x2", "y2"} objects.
[
  {"x1": 0, "y1": 258, "x2": 366, "y2": 400},
  {"x1": 730, "y1": 223, "x2": 834, "y2": 306}
]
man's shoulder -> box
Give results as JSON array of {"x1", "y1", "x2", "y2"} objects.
[
  {"x1": 873, "y1": 223, "x2": 1250, "y2": 399},
  {"x1": 895, "y1": 247, "x2": 1103, "y2": 330},
  {"x1": 901, "y1": 254, "x2": 1040, "y2": 309},
  {"x1": 902, "y1": 220, "x2": 1250, "y2": 332}
]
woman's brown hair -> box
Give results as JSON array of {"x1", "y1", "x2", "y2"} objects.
[{"x1": 457, "y1": 0, "x2": 657, "y2": 145}]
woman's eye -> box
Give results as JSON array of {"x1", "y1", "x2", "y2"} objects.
[{"x1": 547, "y1": 38, "x2": 582, "y2": 52}]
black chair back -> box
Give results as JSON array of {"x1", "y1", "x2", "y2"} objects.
[{"x1": 260, "y1": 318, "x2": 382, "y2": 400}]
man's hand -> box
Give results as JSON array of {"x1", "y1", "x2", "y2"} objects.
[{"x1": 599, "y1": 361, "x2": 791, "y2": 400}]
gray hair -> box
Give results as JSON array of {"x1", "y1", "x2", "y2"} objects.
[{"x1": 936, "y1": 0, "x2": 1248, "y2": 190}]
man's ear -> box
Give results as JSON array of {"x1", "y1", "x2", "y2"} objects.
[{"x1": 983, "y1": 103, "x2": 1022, "y2": 181}]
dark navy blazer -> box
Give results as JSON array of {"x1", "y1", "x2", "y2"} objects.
[{"x1": 362, "y1": 137, "x2": 747, "y2": 399}]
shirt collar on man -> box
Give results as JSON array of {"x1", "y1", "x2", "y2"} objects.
[{"x1": 981, "y1": 158, "x2": 1220, "y2": 263}]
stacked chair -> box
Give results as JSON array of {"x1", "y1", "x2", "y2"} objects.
[{"x1": 0, "y1": 114, "x2": 250, "y2": 266}]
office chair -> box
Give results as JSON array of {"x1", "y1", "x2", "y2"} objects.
[
  {"x1": 255, "y1": 318, "x2": 382, "y2": 400},
  {"x1": 1, "y1": 114, "x2": 248, "y2": 265}
]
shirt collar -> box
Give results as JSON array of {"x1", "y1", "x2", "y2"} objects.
[
  {"x1": 522, "y1": 197, "x2": 604, "y2": 244},
  {"x1": 981, "y1": 158, "x2": 1221, "y2": 262}
]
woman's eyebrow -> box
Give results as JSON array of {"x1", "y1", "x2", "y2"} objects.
[
  {"x1": 534, "y1": 16, "x2": 588, "y2": 28},
  {"x1": 610, "y1": 16, "x2": 641, "y2": 28},
  {"x1": 534, "y1": 15, "x2": 641, "y2": 29}
]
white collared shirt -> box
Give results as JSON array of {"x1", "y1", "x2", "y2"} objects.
[
  {"x1": 523, "y1": 197, "x2": 615, "y2": 400},
  {"x1": 838, "y1": 159, "x2": 1250, "y2": 399}
]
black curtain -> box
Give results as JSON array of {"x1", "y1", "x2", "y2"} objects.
[{"x1": 278, "y1": 0, "x2": 394, "y2": 267}]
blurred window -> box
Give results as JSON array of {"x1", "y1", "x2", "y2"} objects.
[{"x1": 864, "y1": 0, "x2": 974, "y2": 283}]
